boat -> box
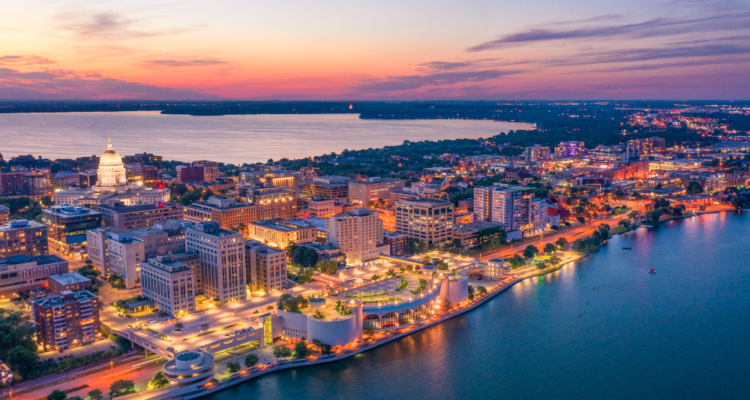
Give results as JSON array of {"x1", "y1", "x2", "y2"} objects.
[
  {"x1": 649, "y1": 269, "x2": 656, "y2": 274},
  {"x1": 622, "y1": 247, "x2": 632, "y2": 250}
]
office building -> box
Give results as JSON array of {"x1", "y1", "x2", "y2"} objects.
[
  {"x1": 245, "y1": 240, "x2": 287, "y2": 294},
  {"x1": 0, "y1": 220, "x2": 48, "y2": 258},
  {"x1": 21, "y1": 173, "x2": 53, "y2": 197},
  {"x1": 48, "y1": 272, "x2": 92, "y2": 295},
  {"x1": 194, "y1": 160, "x2": 221, "y2": 182},
  {"x1": 307, "y1": 197, "x2": 336, "y2": 218},
  {"x1": 0, "y1": 255, "x2": 68, "y2": 297},
  {"x1": 32, "y1": 290, "x2": 100, "y2": 351},
  {"x1": 303, "y1": 176, "x2": 350, "y2": 198},
  {"x1": 186, "y1": 222, "x2": 246, "y2": 306},
  {"x1": 124, "y1": 164, "x2": 158, "y2": 185},
  {"x1": 474, "y1": 185, "x2": 546, "y2": 236},
  {"x1": 395, "y1": 199, "x2": 454, "y2": 247},
  {"x1": 140, "y1": 253, "x2": 197, "y2": 316},
  {"x1": 252, "y1": 188, "x2": 297, "y2": 220},
  {"x1": 102, "y1": 229, "x2": 144, "y2": 289},
  {"x1": 42, "y1": 205, "x2": 102, "y2": 255},
  {"x1": 127, "y1": 153, "x2": 162, "y2": 164},
  {"x1": 96, "y1": 202, "x2": 182, "y2": 230},
  {"x1": 0, "y1": 171, "x2": 24, "y2": 196},
  {"x1": 246, "y1": 219, "x2": 316, "y2": 249},
  {"x1": 176, "y1": 163, "x2": 205, "y2": 184},
  {"x1": 327, "y1": 208, "x2": 384, "y2": 265},
  {"x1": 348, "y1": 177, "x2": 405, "y2": 206},
  {"x1": 184, "y1": 196, "x2": 257, "y2": 231}
]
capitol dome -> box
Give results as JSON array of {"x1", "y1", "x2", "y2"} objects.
[{"x1": 96, "y1": 138, "x2": 128, "y2": 188}]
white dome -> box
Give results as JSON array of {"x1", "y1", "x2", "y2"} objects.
[{"x1": 97, "y1": 138, "x2": 128, "y2": 188}]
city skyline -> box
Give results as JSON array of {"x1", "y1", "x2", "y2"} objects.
[{"x1": 1, "y1": 0, "x2": 749, "y2": 100}]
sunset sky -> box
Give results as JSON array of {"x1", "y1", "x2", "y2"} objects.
[{"x1": 1, "y1": 0, "x2": 748, "y2": 100}]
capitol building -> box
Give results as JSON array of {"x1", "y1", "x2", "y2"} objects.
[{"x1": 55, "y1": 139, "x2": 170, "y2": 206}]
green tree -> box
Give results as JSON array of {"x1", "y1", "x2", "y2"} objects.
[
  {"x1": 555, "y1": 237, "x2": 568, "y2": 249},
  {"x1": 364, "y1": 325, "x2": 376, "y2": 339},
  {"x1": 440, "y1": 298, "x2": 452, "y2": 312},
  {"x1": 273, "y1": 346, "x2": 292, "y2": 359},
  {"x1": 87, "y1": 389, "x2": 103, "y2": 400},
  {"x1": 543, "y1": 243, "x2": 556, "y2": 254},
  {"x1": 277, "y1": 294, "x2": 309, "y2": 312},
  {"x1": 244, "y1": 353, "x2": 259, "y2": 368},
  {"x1": 174, "y1": 322, "x2": 183, "y2": 330},
  {"x1": 7, "y1": 346, "x2": 38, "y2": 378},
  {"x1": 476, "y1": 286, "x2": 487, "y2": 295},
  {"x1": 315, "y1": 260, "x2": 338, "y2": 275},
  {"x1": 227, "y1": 362, "x2": 241, "y2": 373},
  {"x1": 148, "y1": 371, "x2": 170, "y2": 389},
  {"x1": 523, "y1": 245, "x2": 539, "y2": 259},
  {"x1": 109, "y1": 379, "x2": 135, "y2": 398},
  {"x1": 370, "y1": 274, "x2": 381, "y2": 281},
  {"x1": 48, "y1": 390, "x2": 67, "y2": 400},
  {"x1": 467, "y1": 285, "x2": 475, "y2": 301},
  {"x1": 293, "y1": 342, "x2": 309, "y2": 359}
]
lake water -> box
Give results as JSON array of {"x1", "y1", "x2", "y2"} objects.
[
  {"x1": 0, "y1": 112, "x2": 533, "y2": 164},
  {"x1": 203, "y1": 212, "x2": 750, "y2": 400}
]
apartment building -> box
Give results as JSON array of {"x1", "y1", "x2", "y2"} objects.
[
  {"x1": 303, "y1": 176, "x2": 350, "y2": 198},
  {"x1": 193, "y1": 160, "x2": 221, "y2": 182},
  {"x1": 394, "y1": 198, "x2": 454, "y2": 247},
  {"x1": 327, "y1": 208, "x2": 384, "y2": 265},
  {"x1": 245, "y1": 240, "x2": 287, "y2": 294},
  {"x1": 0, "y1": 255, "x2": 68, "y2": 297},
  {"x1": 474, "y1": 185, "x2": 546, "y2": 236},
  {"x1": 307, "y1": 197, "x2": 336, "y2": 218},
  {"x1": 140, "y1": 253, "x2": 197, "y2": 316},
  {"x1": 48, "y1": 272, "x2": 92, "y2": 295},
  {"x1": 0, "y1": 205, "x2": 8, "y2": 224},
  {"x1": 186, "y1": 222, "x2": 246, "y2": 306},
  {"x1": 32, "y1": 290, "x2": 100, "y2": 351},
  {"x1": 383, "y1": 230, "x2": 408, "y2": 256},
  {"x1": 252, "y1": 188, "x2": 297, "y2": 220},
  {"x1": 348, "y1": 177, "x2": 405, "y2": 206},
  {"x1": 0, "y1": 220, "x2": 48, "y2": 258},
  {"x1": 95, "y1": 202, "x2": 182, "y2": 230}
]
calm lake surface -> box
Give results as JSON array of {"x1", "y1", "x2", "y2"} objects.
[
  {"x1": 204, "y1": 212, "x2": 750, "y2": 400},
  {"x1": 0, "y1": 112, "x2": 533, "y2": 164}
]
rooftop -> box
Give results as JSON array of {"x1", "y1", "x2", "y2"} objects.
[
  {"x1": 0, "y1": 219, "x2": 46, "y2": 231},
  {"x1": 96, "y1": 202, "x2": 178, "y2": 213},
  {"x1": 33, "y1": 290, "x2": 97, "y2": 307},
  {"x1": 48, "y1": 272, "x2": 91, "y2": 286},
  {"x1": 0, "y1": 254, "x2": 65, "y2": 267}
]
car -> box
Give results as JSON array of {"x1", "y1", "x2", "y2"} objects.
[{"x1": 263, "y1": 359, "x2": 271, "y2": 364}]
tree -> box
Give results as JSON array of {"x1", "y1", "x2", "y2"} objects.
[
  {"x1": 110, "y1": 379, "x2": 135, "y2": 398},
  {"x1": 316, "y1": 260, "x2": 338, "y2": 275},
  {"x1": 543, "y1": 243, "x2": 556, "y2": 254},
  {"x1": 293, "y1": 342, "x2": 309, "y2": 359},
  {"x1": 440, "y1": 298, "x2": 452, "y2": 312},
  {"x1": 244, "y1": 353, "x2": 259, "y2": 368},
  {"x1": 7, "y1": 346, "x2": 37, "y2": 378},
  {"x1": 467, "y1": 285, "x2": 475, "y2": 301},
  {"x1": 48, "y1": 390, "x2": 67, "y2": 400},
  {"x1": 87, "y1": 389, "x2": 103, "y2": 400},
  {"x1": 277, "y1": 293, "x2": 308, "y2": 312},
  {"x1": 78, "y1": 264, "x2": 100, "y2": 281},
  {"x1": 370, "y1": 274, "x2": 381, "y2": 281},
  {"x1": 577, "y1": 216, "x2": 585, "y2": 223},
  {"x1": 555, "y1": 237, "x2": 568, "y2": 249},
  {"x1": 364, "y1": 325, "x2": 376, "y2": 339},
  {"x1": 273, "y1": 346, "x2": 292, "y2": 359},
  {"x1": 523, "y1": 245, "x2": 539, "y2": 259},
  {"x1": 476, "y1": 286, "x2": 487, "y2": 295},
  {"x1": 227, "y1": 362, "x2": 241, "y2": 373},
  {"x1": 174, "y1": 322, "x2": 183, "y2": 330},
  {"x1": 148, "y1": 371, "x2": 170, "y2": 389},
  {"x1": 116, "y1": 335, "x2": 132, "y2": 351}
]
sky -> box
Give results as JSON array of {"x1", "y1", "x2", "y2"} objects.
[{"x1": 0, "y1": 0, "x2": 749, "y2": 100}]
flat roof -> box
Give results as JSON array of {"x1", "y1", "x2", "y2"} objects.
[
  {"x1": 49, "y1": 272, "x2": 91, "y2": 285},
  {"x1": 96, "y1": 202, "x2": 178, "y2": 213}
]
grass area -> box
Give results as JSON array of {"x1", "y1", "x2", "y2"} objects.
[
  {"x1": 344, "y1": 290, "x2": 388, "y2": 299},
  {"x1": 362, "y1": 297, "x2": 402, "y2": 305},
  {"x1": 410, "y1": 279, "x2": 427, "y2": 295},
  {"x1": 609, "y1": 226, "x2": 629, "y2": 235},
  {"x1": 183, "y1": 323, "x2": 239, "y2": 341},
  {"x1": 394, "y1": 277, "x2": 408, "y2": 292}
]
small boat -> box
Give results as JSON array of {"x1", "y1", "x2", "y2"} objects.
[
  {"x1": 649, "y1": 269, "x2": 656, "y2": 274},
  {"x1": 622, "y1": 247, "x2": 632, "y2": 250}
]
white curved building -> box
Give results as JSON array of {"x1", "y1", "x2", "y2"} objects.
[
  {"x1": 438, "y1": 273, "x2": 469, "y2": 305},
  {"x1": 163, "y1": 350, "x2": 215, "y2": 387},
  {"x1": 278, "y1": 299, "x2": 363, "y2": 347},
  {"x1": 55, "y1": 139, "x2": 170, "y2": 206}
]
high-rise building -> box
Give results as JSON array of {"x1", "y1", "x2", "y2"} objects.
[
  {"x1": 554, "y1": 141, "x2": 585, "y2": 158},
  {"x1": 474, "y1": 185, "x2": 546, "y2": 236},
  {"x1": 0, "y1": 255, "x2": 68, "y2": 297},
  {"x1": 194, "y1": 160, "x2": 221, "y2": 182},
  {"x1": 140, "y1": 253, "x2": 197, "y2": 317},
  {"x1": 348, "y1": 177, "x2": 405, "y2": 206},
  {"x1": 21, "y1": 173, "x2": 53, "y2": 197},
  {"x1": 95, "y1": 202, "x2": 182, "y2": 230},
  {"x1": 252, "y1": 188, "x2": 297, "y2": 220},
  {"x1": 0, "y1": 171, "x2": 24, "y2": 196},
  {"x1": 32, "y1": 290, "x2": 100, "y2": 351},
  {"x1": 307, "y1": 197, "x2": 336, "y2": 218},
  {"x1": 100, "y1": 229, "x2": 144, "y2": 289},
  {"x1": 303, "y1": 176, "x2": 350, "y2": 198},
  {"x1": 327, "y1": 208, "x2": 384, "y2": 265},
  {"x1": 394, "y1": 199, "x2": 454, "y2": 247},
  {"x1": 176, "y1": 163, "x2": 205, "y2": 184},
  {"x1": 245, "y1": 240, "x2": 287, "y2": 294},
  {"x1": 41, "y1": 205, "x2": 102, "y2": 255},
  {"x1": 183, "y1": 196, "x2": 257, "y2": 230},
  {"x1": 0, "y1": 220, "x2": 48, "y2": 258},
  {"x1": 186, "y1": 222, "x2": 246, "y2": 306},
  {"x1": 383, "y1": 230, "x2": 408, "y2": 256},
  {"x1": 523, "y1": 145, "x2": 552, "y2": 163}
]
